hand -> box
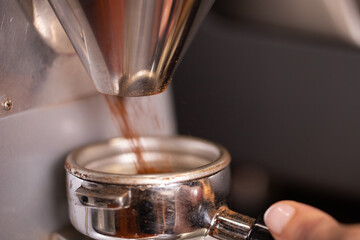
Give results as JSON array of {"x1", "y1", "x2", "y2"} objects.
[{"x1": 264, "y1": 201, "x2": 360, "y2": 240}]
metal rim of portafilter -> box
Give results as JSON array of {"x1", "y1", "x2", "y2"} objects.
[{"x1": 65, "y1": 135, "x2": 273, "y2": 240}]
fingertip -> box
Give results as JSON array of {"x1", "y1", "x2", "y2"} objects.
[
  {"x1": 264, "y1": 201, "x2": 296, "y2": 235},
  {"x1": 264, "y1": 201, "x2": 341, "y2": 240}
]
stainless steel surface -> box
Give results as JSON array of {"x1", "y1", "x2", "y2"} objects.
[
  {"x1": 51, "y1": 226, "x2": 216, "y2": 240},
  {"x1": 66, "y1": 136, "x2": 258, "y2": 240},
  {"x1": 0, "y1": 92, "x2": 176, "y2": 240},
  {"x1": 66, "y1": 136, "x2": 230, "y2": 185},
  {"x1": 0, "y1": 0, "x2": 96, "y2": 119},
  {"x1": 208, "y1": 207, "x2": 255, "y2": 240},
  {"x1": 1, "y1": 1, "x2": 178, "y2": 238},
  {"x1": 49, "y1": 0, "x2": 214, "y2": 96},
  {"x1": 0, "y1": 95, "x2": 116, "y2": 240}
]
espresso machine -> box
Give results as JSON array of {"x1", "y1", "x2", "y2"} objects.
[
  {"x1": 0, "y1": 0, "x2": 238, "y2": 239},
  {"x1": 5, "y1": 0, "x2": 359, "y2": 239}
]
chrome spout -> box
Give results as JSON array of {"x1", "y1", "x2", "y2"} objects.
[{"x1": 49, "y1": 0, "x2": 214, "y2": 96}]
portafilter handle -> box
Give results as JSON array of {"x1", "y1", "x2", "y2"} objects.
[
  {"x1": 208, "y1": 206, "x2": 274, "y2": 240},
  {"x1": 249, "y1": 215, "x2": 274, "y2": 240}
]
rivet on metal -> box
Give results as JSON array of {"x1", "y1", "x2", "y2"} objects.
[{"x1": 1, "y1": 97, "x2": 13, "y2": 111}]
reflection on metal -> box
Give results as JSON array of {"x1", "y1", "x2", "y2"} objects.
[
  {"x1": 49, "y1": 0, "x2": 214, "y2": 96},
  {"x1": 18, "y1": 0, "x2": 74, "y2": 53},
  {"x1": 64, "y1": 136, "x2": 267, "y2": 239},
  {"x1": 50, "y1": 226, "x2": 218, "y2": 240},
  {"x1": 0, "y1": 0, "x2": 96, "y2": 119},
  {"x1": 208, "y1": 206, "x2": 255, "y2": 240},
  {"x1": 0, "y1": 93, "x2": 176, "y2": 239}
]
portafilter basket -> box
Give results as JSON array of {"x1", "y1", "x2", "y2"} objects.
[{"x1": 65, "y1": 136, "x2": 273, "y2": 240}]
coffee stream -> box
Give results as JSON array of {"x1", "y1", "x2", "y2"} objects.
[{"x1": 104, "y1": 95, "x2": 171, "y2": 174}]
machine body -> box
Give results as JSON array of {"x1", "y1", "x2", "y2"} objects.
[{"x1": 0, "y1": 1, "x2": 175, "y2": 239}]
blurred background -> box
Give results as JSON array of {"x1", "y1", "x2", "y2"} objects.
[{"x1": 173, "y1": 0, "x2": 360, "y2": 223}]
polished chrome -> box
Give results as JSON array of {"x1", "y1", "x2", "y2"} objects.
[
  {"x1": 0, "y1": 91, "x2": 176, "y2": 240},
  {"x1": 66, "y1": 136, "x2": 230, "y2": 185},
  {"x1": 208, "y1": 207, "x2": 255, "y2": 240},
  {"x1": 49, "y1": 0, "x2": 214, "y2": 96},
  {"x1": 75, "y1": 184, "x2": 131, "y2": 210},
  {"x1": 66, "y1": 136, "x2": 259, "y2": 240},
  {"x1": 0, "y1": 0, "x2": 96, "y2": 119},
  {"x1": 0, "y1": 1, "x2": 177, "y2": 239},
  {"x1": 51, "y1": 226, "x2": 215, "y2": 240}
]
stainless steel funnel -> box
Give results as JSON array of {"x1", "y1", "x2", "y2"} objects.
[{"x1": 49, "y1": 0, "x2": 214, "y2": 97}]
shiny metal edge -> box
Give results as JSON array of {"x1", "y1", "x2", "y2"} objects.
[{"x1": 65, "y1": 135, "x2": 231, "y2": 185}]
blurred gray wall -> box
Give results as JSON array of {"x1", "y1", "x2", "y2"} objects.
[{"x1": 173, "y1": 12, "x2": 360, "y2": 198}]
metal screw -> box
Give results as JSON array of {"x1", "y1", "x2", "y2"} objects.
[{"x1": 1, "y1": 97, "x2": 13, "y2": 111}]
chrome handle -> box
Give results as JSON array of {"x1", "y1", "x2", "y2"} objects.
[
  {"x1": 208, "y1": 206, "x2": 274, "y2": 240},
  {"x1": 75, "y1": 183, "x2": 130, "y2": 210},
  {"x1": 249, "y1": 215, "x2": 274, "y2": 240}
]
